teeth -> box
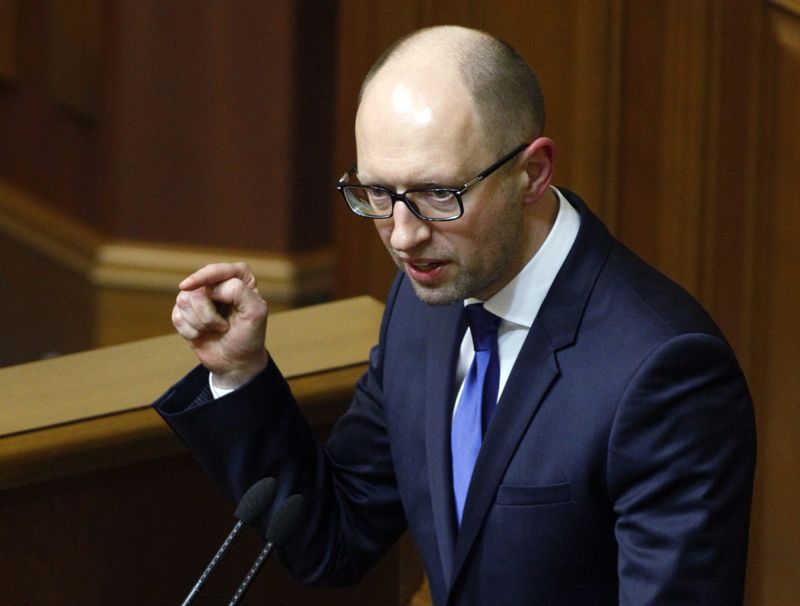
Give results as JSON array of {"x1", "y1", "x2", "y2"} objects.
[{"x1": 414, "y1": 262, "x2": 437, "y2": 270}]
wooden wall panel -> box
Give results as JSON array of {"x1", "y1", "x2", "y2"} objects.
[
  {"x1": 1, "y1": 458, "x2": 416, "y2": 606},
  {"x1": 100, "y1": 1, "x2": 297, "y2": 250},
  {"x1": 744, "y1": 3, "x2": 800, "y2": 604},
  {"x1": 616, "y1": 0, "x2": 721, "y2": 298},
  {"x1": 0, "y1": 181, "x2": 334, "y2": 366},
  {"x1": 48, "y1": 0, "x2": 102, "y2": 118},
  {"x1": 706, "y1": 1, "x2": 760, "y2": 358},
  {"x1": 0, "y1": 232, "x2": 94, "y2": 367},
  {"x1": 0, "y1": 0, "x2": 17, "y2": 82},
  {"x1": 0, "y1": 0, "x2": 98, "y2": 225},
  {"x1": 0, "y1": 1, "x2": 339, "y2": 366},
  {"x1": 0, "y1": 0, "x2": 338, "y2": 251},
  {"x1": 655, "y1": 1, "x2": 716, "y2": 296}
]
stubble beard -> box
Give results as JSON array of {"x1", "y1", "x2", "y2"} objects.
[
  {"x1": 406, "y1": 266, "x2": 476, "y2": 306},
  {"x1": 396, "y1": 201, "x2": 525, "y2": 307}
]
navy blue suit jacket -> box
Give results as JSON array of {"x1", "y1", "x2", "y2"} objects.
[{"x1": 156, "y1": 190, "x2": 755, "y2": 605}]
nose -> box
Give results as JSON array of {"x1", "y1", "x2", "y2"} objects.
[{"x1": 389, "y1": 200, "x2": 432, "y2": 252}]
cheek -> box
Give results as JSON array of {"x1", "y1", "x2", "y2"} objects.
[
  {"x1": 446, "y1": 210, "x2": 487, "y2": 251},
  {"x1": 456, "y1": 203, "x2": 516, "y2": 262},
  {"x1": 374, "y1": 220, "x2": 403, "y2": 260},
  {"x1": 374, "y1": 219, "x2": 393, "y2": 243}
]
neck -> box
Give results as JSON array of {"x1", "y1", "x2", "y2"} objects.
[{"x1": 521, "y1": 187, "x2": 559, "y2": 265}]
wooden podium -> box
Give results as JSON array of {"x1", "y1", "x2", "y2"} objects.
[{"x1": 0, "y1": 297, "x2": 421, "y2": 605}]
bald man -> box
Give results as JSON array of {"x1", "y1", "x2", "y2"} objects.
[{"x1": 156, "y1": 26, "x2": 755, "y2": 605}]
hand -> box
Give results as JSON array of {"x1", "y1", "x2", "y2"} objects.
[{"x1": 172, "y1": 262, "x2": 269, "y2": 389}]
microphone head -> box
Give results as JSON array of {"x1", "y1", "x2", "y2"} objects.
[
  {"x1": 235, "y1": 477, "x2": 277, "y2": 525},
  {"x1": 265, "y1": 494, "x2": 306, "y2": 547}
]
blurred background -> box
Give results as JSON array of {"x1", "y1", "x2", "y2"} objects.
[{"x1": 0, "y1": 1, "x2": 797, "y2": 604}]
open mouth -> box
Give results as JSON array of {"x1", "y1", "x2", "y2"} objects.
[
  {"x1": 411, "y1": 261, "x2": 441, "y2": 271},
  {"x1": 404, "y1": 259, "x2": 448, "y2": 284}
]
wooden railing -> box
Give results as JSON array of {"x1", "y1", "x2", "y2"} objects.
[{"x1": 0, "y1": 297, "x2": 421, "y2": 605}]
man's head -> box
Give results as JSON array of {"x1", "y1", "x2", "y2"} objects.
[
  {"x1": 353, "y1": 26, "x2": 556, "y2": 305},
  {"x1": 360, "y1": 27, "x2": 545, "y2": 156}
]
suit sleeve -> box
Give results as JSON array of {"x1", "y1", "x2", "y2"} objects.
[
  {"x1": 153, "y1": 275, "x2": 408, "y2": 587},
  {"x1": 607, "y1": 333, "x2": 756, "y2": 605}
]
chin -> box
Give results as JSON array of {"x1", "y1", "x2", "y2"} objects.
[{"x1": 409, "y1": 280, "x2": 464, "y2": 307}]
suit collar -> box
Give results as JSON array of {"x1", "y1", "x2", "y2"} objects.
[{"x1": 535, "y1": 188, "x2": 613, "y2": 350}]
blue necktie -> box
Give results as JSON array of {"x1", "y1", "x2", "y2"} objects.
[{"x1": 451, "y1": 303, "x2": 501, "y2": 525}]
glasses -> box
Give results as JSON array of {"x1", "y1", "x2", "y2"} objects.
[{"x1": 337, "y1": 143, "x2": 529, "y2": 222}]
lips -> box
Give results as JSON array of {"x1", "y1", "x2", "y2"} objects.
[{"x1": 403, "y1": 258, "x2": 449, "y2": 284}]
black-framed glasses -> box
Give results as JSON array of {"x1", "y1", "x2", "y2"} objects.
[{"x1": 337, "y1": 143, "x2": 530, "y2": 222}]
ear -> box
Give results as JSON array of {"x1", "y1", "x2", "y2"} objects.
[{"x1": 519, "y1": 137, "x2": 555, "y2": 204}]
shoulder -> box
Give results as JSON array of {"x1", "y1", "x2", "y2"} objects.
[
  {"x1": 601, "y1": 242, "x2": 724, "y2": 341},
  {"x1": 560, "y1": 187, "x2": 725, "y2": 341}
]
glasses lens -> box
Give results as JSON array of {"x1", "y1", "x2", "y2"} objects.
[
  {"x1": 343, "y1": 186, "x2": 393, "y2": 218},
  {"x1": 340, "y1": 183, "x2": 462, "y2": 221},
  {"x1": 406, "y1": 190, "x2": 461, "y2": 220}
]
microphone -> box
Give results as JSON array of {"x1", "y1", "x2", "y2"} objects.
[
  {"x1": 227, "y1": 494, "x2": 307, "y2": 606},
  {"x1": 180, "y1": 477, "x2": 277, "y2": 606}
]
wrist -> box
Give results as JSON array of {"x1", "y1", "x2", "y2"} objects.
[{"x1": 210, "y1": 350, "x2": 270, "y2": 390}]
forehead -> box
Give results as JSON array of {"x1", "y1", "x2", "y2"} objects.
[{"x1": 355, "y1": 64, "x2": 488, "y2": 184}]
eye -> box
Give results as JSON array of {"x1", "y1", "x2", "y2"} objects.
[
  {"x1": 414, "y1": 189, "x2": 457, "y2": 207},
  {"x1": 366, "y1": 189, "x2": 393, "y2": 209},
  {"x1": 429, "y1": 189, "x2": 455, "y2": 201}
]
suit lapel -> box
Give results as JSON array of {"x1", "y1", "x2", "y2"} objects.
[{"x1": 424, "y1": 303, "x2": 466, "y2": 587}]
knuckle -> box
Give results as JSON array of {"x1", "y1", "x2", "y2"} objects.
[
  {"x1": 174, "y1": 318, "x2": 197, "y2": 339},
  {"x1": 188, "y1": 289, "x2": 208, "y2": 303},
  {"x1": 236, "y1": 261, "x2": 257, "y2": 284}
]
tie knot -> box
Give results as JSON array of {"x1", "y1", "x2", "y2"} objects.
[{"x1": 465, "y1": 304, "x2": 500, "y2": 352}]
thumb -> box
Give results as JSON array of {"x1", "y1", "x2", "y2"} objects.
[{"x1": 210, "y1": 278, "x2": 268, "y2": 325}]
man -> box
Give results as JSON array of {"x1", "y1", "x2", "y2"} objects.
[{"x1": 155, "y1": 26, "x2": 755, "y2": 605}]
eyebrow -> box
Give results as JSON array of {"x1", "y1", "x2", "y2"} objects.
[{"x1": 354, "y1": 169, "x2": 464, "y2": 191}]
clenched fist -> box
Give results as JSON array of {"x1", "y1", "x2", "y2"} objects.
[{"x1": 172, "y1": 262, "x2": 269, "y2": 390}]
